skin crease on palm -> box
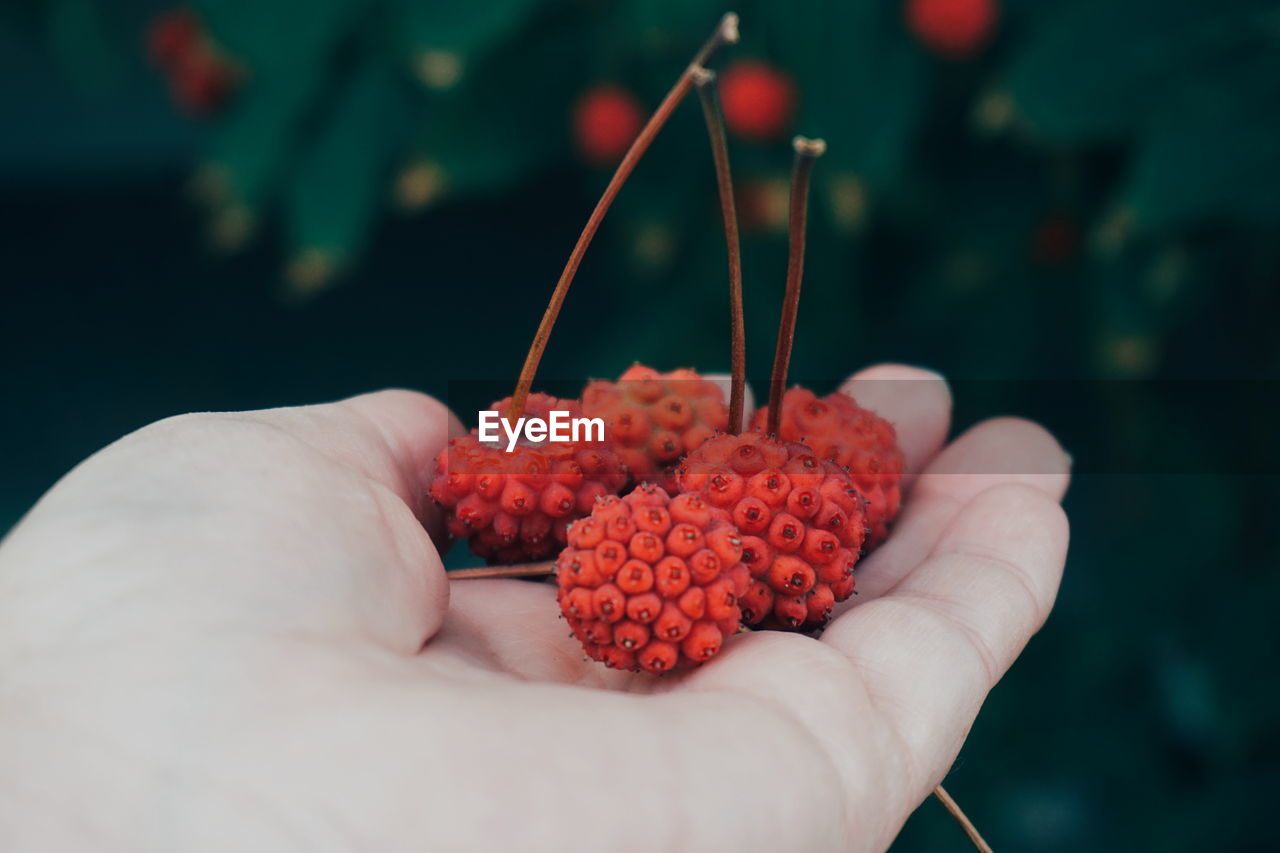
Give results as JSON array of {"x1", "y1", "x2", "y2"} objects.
[{"x1": 0, "y1": 364, "x2": 1070, "y2": 852}]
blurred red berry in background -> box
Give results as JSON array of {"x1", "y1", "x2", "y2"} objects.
[
  {"x1": 573, "y1": 85, "x2": 646, "y2": 165},
  {"x1": 172, "y1": 50, "x2": 237, "y2": 116},
  {"x1": 719, "y1": 60, "x2": 796, "y2": 142},
  {"x1": 905, "y1": 0, "x2": 999, "y2": 59},
  {"x1": 146, "y1": 7, "x2": 200, "y2": 69}
]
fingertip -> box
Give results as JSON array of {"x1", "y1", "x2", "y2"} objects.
[
  {"x1": 253, "y1": 389, "x2": 462, "y2": 537},
  {"x1": 340, "y1": 387, "x2": 461, "y2": 479},
  {"x1": 947, "y1": 480, "x2": 1071, "y2": 561},
  {"x1": 971, "y1": 415, "x2": 1063, "y2": 451},
  {"x1": 840, "y1": 364, "x2": 953, "y2": 480},
  {"x1": 917, "y1": 416, "x2": 1071, "y2": 503},
  {"x1": 982, "y1": 416, "x2": 1071, "y2": 475},
  {"x1": 926, "y1": 480, "x2": 1072, "y2": 630},
  {"x1": 844, "y1": 363, "x2": 947, "y2": 385},
  {"x1": 341, "y1": 388, "x2": 464, "y2": 444},
  {"x1": 844, "y1": 417, "x2": 1070, "y2": 605}
]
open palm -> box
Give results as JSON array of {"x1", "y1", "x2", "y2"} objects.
[{"x1": 0, "y1": 365, "x2": 1069, "y2": 852}]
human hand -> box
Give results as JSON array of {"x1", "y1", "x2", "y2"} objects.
[{"x1": 0, "y1": 365, "x2": 1069, "y2": 851}]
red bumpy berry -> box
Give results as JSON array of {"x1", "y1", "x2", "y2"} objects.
[
  {"x1": 719, "y1": 60, "x2": 796, "y2": 142},
  {"x1": 752, "y1": 387, "x2": 904, "y2": 548},
  {"x1": 573, "y1": 85, "x2": 646, "y2": 165},
  {"x1": 430, "y1": 393, "x2": 627, "y2": 564},
  {"x1": 905, "y1": 0, "x2": 999, "y2": 59},
  {"x1": 557, "y1": 485, "x2": 751, "y2": 673},
  {"x1": 581, "y1": 364, "x2": 728, "y2": 492},
  {"x1": 677, "y1": 430, "x2": 866, "y2": 631}
]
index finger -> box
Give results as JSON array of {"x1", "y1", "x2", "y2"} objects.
[
  {"x1": 821, "y1": 483, "x2": 1070, "y2": 790},
  {"x1": 241, "y1": 388, "x2": 464, "y2": 528}
]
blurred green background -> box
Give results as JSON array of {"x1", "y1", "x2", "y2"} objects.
[{"x1": 2, "y1": 0, "x2": 1278, "y2": 849}]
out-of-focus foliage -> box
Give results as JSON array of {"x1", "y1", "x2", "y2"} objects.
[{"x1": 9, "y1": 0, "x2": 1280, "y2": 363}]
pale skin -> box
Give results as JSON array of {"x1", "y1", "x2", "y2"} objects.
[{"x1": 0, "y1": 364, "x2": 1070, "y2": 852}]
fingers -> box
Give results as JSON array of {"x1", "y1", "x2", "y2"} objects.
[
  {"x1": 908, "y1": 415, "x2": 1073, "y2": 505},
  {"x1": 848, "y1": 416, "x2": 1071, "y2": 602},
  {"x1": 195, "y1": 389, "x2": 462, "y2": 650},
  {"x1": 245, "y1": 389, "x2": 464, "y2": 527},
  {"x1": 1, "y1": 390, "x2": 463, "y2": 658},
  {"x1": 840, "y1": 364, "x2": 952, "y2": 488},
  {"x1": 677, "y1": 630, "x2": 908, "y2": 847},
  {"x1": 252, "y1": 389, "x2": 462, "y2": 646},
  {"x1": 820, "y1": 483, "x2": 1070, "y2": 793},
  {"x1": 421, "y1": 605, "x2": 879, "y2": 848},
  {"x1": 431, "y1": 574, "x2": 645, "y2": 690}
]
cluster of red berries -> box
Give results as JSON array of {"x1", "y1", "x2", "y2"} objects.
[
  {"x1": 431, "y1": 365, "x2": 904, "y2": 672},
  {"x1": 439, "y1": 13, "x2": 905, "y2": 675},
  {"x1": 146, "y1": 8, "x2": 240, "y2": 116}
]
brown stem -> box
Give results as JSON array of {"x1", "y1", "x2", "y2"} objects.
[
  {"x1": 766, "y1": 135, "x2": 825, "y2": 436},
  {"x1": 933, "y1": 785, "x2": 994, "y2": 853},
  {"x1": 507, "y1": 13, "x2": 741, "y2": 423},
  {"x1": 448, "y1": 564, "x2": 555, "y2": 580},
  {"x1": 693, "y1": 67, "x2": 746, "y2": 434}
]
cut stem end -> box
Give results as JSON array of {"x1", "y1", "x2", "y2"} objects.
[
  {"x1": 766, "y1": 137, "x2": 825, "y2": 436},
  {"x1": 506, "y1": 16, "x2": 741, "y2": 423}
]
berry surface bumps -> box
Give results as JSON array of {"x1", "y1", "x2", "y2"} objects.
[
  {"x1": 752, "y1": 387, "x2": 904, "y2": 547},
  {"x1": 557, "y1": 486, "x2": 751, "y2": 673},
  {"x1": 581, "y1": 364, "x2": 728, "y2": 492},
  {"x1": 678, "y1": 430, "x2": 867, "y2": 630}
]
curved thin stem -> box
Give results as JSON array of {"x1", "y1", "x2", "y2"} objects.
[
  {"x1": 448, "y1": 565, "x2": 555, "y2": 580},
  {"x1": 766, "y1": 135, "x2": 825, "y2": 436},
  {"x1": 934, "y1": 785, "x2": 995, "y2": 853},
  {"x1": 693, "y1": 67, "x2": 746, "y2": 434},
  {"x1": 507, "y1": 13, "x2": 740, "y2": 422}
]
